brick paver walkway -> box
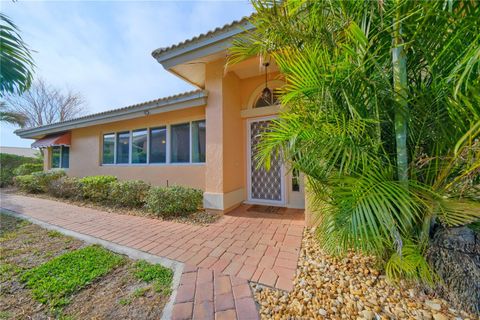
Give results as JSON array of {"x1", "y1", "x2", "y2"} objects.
[
  {"x1": 1, "y1": 193, "x2": 304, "y2": 319},
  {"x1": 173, "y1": 265, "x2": 259, "y2": 320}
]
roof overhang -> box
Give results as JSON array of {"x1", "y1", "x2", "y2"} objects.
[
  {"x1": 152, "y1": 18, "x2": 254, "y2": 88},
  {"x1": 31, "y1": 132, "x2": 71, "y2": 148},
  {"x1": 16, "y1": 90, "x2": 208, "y2": 139}
]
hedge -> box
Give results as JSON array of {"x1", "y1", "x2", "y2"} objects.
[
  {"x1": 145, "y1": 185, "x2": 203, "y2": 217},
  {"x1": 13, "y1": 172, "x2": 204, "y2": 218},
  {"x1": 13, "y1": 163, "x2": 44, "y2": 176},
  {"x1": 0, "y1": 153, "x2": 42, "y2": 187},
  {"x1": 109, "y1": 180, "x2": 150, "y2": 208},
  {"x1": 79, "y1": 175, "x2": 117, "y2": 203},
  {"x1": 47, "y1": 176, "x2": 81, "y2": 199},
  {"x1": 15, "y1": 170, "x2": 66, "y2": 193}
]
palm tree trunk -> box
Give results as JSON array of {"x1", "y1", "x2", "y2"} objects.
[{"x1": 392, "y1": 8, "x2": 409, "y2": 184}]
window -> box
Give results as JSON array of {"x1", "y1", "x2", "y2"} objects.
[
  {"x1": 61, "y1": 146, "x2": 70, "y2": 169},
  {"x1": 170, "y1": 123, "x2": 190, "y2": 163},
  {"x1": 132, "y1": 129, "x2": 147, "y2": 164},
  {"x1": 191, "y1": 120, "x2": 206, "y2": 163},
  {"x1": 102, "y1": 134, "x2": 115, "y2": 164},
  {"x1": 101, "y1": 120, "x2": 206, "y2": 166},
  {"x1": 254, "y1": 90, "x2": 280, "y2": 108},
  {"x1": 51, "y1": 146, "x2": 61, "y2": 168},
  {"x1": 51, "y1": 146, "x2": 69, "y2": 169},
  {"x1": 292, "y1": 168, "x2": 300, "y2": 191},
  {"x1": 150, "y1": 127, "x2": 166, "y2": 163},
  {"x1": 116, "y1": 131, "x2": 130, "y2": 164}
]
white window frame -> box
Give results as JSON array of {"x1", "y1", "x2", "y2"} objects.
[{"x1": 100, "y1": 119, "x2": 206, "y2": 167}]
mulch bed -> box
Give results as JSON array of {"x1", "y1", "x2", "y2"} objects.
[{"x1": 0, "y1": 213, "x2": 170, "y2": 319}]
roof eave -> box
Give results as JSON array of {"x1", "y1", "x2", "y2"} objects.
[
  {"x1": 152, "y1": 21, "x2": 254, "y2": 69},
  {"x1": 16, "y1": 91, "x2": 208, "y2": 139}
]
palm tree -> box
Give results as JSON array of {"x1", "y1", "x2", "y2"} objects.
[
  {"x1": 0, "y1": 13, "x2": 35, "y2": 97},
  {"x1": 229, "y1": 0, "x2": 479, "y2": 283},
  {"x1": 0, "y1": 101, "x2": 26, "y2": 127}
]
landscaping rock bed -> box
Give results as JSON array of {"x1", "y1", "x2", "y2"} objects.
[{"x1": 252, "y1": 229, "x2": 477, "y2": 320}]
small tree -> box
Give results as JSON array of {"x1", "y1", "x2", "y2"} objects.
[
  {"x1": 4, "y1": 79, "x2": 86, "y2": 128},
  {"x1": 230, "y1": 0, "x2": 480, "y2": 284}
]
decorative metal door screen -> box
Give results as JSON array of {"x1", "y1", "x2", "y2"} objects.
[{"x1": 249, "y1": 120, "x2": 283, "y2": 202}]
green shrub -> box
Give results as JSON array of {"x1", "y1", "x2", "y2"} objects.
[
  {"x1": 13, "y1": 163, "x2": 44, "y2": 176},
  {"x1": 14, "y1": 175, "x2": 43, "y2": 193},
  {"x1": 145, "y1": 185, "x2": 203, "y2": 217},
  {"x1": 32, "y1": 170, "x2": 66, "y2": 192},
  {"x1": 0, "y1": 153, "x2": 42, "y2": 187},
  {"x1": 47, "y1": 176, "x2": 81, "y2": 199},
  {"x1": 15, "y1": 170, "x2": 66, "y2": 193},
  {"x1": 109, "y1": 180, "x2": 150, "y2": 208},
  {"x1": 79, "y1": 175, "x2": 117, "y2": 203}
]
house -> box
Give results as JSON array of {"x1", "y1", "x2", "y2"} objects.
[{"x1": 15, "y1": 17, "x2": 306, "y2": 214}]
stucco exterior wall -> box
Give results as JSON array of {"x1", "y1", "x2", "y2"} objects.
[
  {"x1": 204, "y1": 59, "x2": 225, "y2": 194},
  {"x1": 222, "y1": 71, "x2": 245, "y2": 194},
  {"x1": 65, "y1": 106, "x2": 206, "y2": 189}
]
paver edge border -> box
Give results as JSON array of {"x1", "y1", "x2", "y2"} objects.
[{"x1": 0, "y1": 207, "x2": 183, "y2": 320}]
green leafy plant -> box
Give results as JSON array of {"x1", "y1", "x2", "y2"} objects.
[
  {"x1": 47, "y1": 176, "x2": 81, "y2": 199},
  {"x1": 0, "y1": 101, "x2": 26, "y2": 127},
  {"x1": 32, "y1": 170, "x2": 66, "y2": 193},
  {"x1": 20, "y1": 245, "x2": 124, "y2": 308},
  {"x1": 109, "y1": 180, "x2": 150, "y2": 208},
  {"x1": 13, "y1": 163, "x2": 43, "y2": 176},
  {"x1": 0, "y1": 153, "x2": 42, "y2": 187},
  {"x1": 0, "y1": 13, "x2": 34, "y2": 97},
  {"x1": 230, "y1": 0, "x2": 480, "y2": 285},
  {"x1": 14, "y1": 174, "x2": 42, "y2": 193},
  {"x1": 145, "y1": 186, "x2": 203, "y2": 217},
  {"x1": 133, "y1": 260, "x2": 173, "y2": 295},
  {"x1": 79, "y1": 175, "x2": 117, "y2": 203}
]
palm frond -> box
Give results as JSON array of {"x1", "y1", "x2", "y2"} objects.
[
  {"x1": 385, "y1": 241, "x2": 437, "y2": 286},
  {"x1": 0, "y1": 13, "x2": 35, "y2": 96}
]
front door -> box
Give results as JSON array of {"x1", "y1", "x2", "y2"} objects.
[{"x1": 247, "y1": 117, "x2": 285, "y2": 205}]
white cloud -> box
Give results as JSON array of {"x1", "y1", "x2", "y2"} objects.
[{"x1": 1, "y1": 0, "x2": 253, "y2": 147}]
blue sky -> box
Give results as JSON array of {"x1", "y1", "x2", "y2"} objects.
[{"x1": 0, "y1": 0, "x2": 254, "y2": 147}]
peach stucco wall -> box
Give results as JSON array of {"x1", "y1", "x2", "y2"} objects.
[
  {"x1": 63, "y1": 106, "x2": 206, "y2": 189},
  {"x1": 204, "y1": 59, "x2": 246, "y2": 198},
  {"x1": 205, "y1": 59, "x2": 225, "y2": 194}
]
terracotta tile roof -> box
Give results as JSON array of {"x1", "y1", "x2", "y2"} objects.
[
  {"x1": 152, "y1": 15, "x2": 253, "y2": 58},
  {"x1": 15, "y1": 89, "x2": 207, "y2": 134}
]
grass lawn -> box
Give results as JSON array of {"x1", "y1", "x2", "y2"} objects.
[
  {"x1": 0, "y1": 212, "x2": 173, "y2": 319},
  {"x1": 21, "y1": 245, "x2": 125, "y2": 308}
]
